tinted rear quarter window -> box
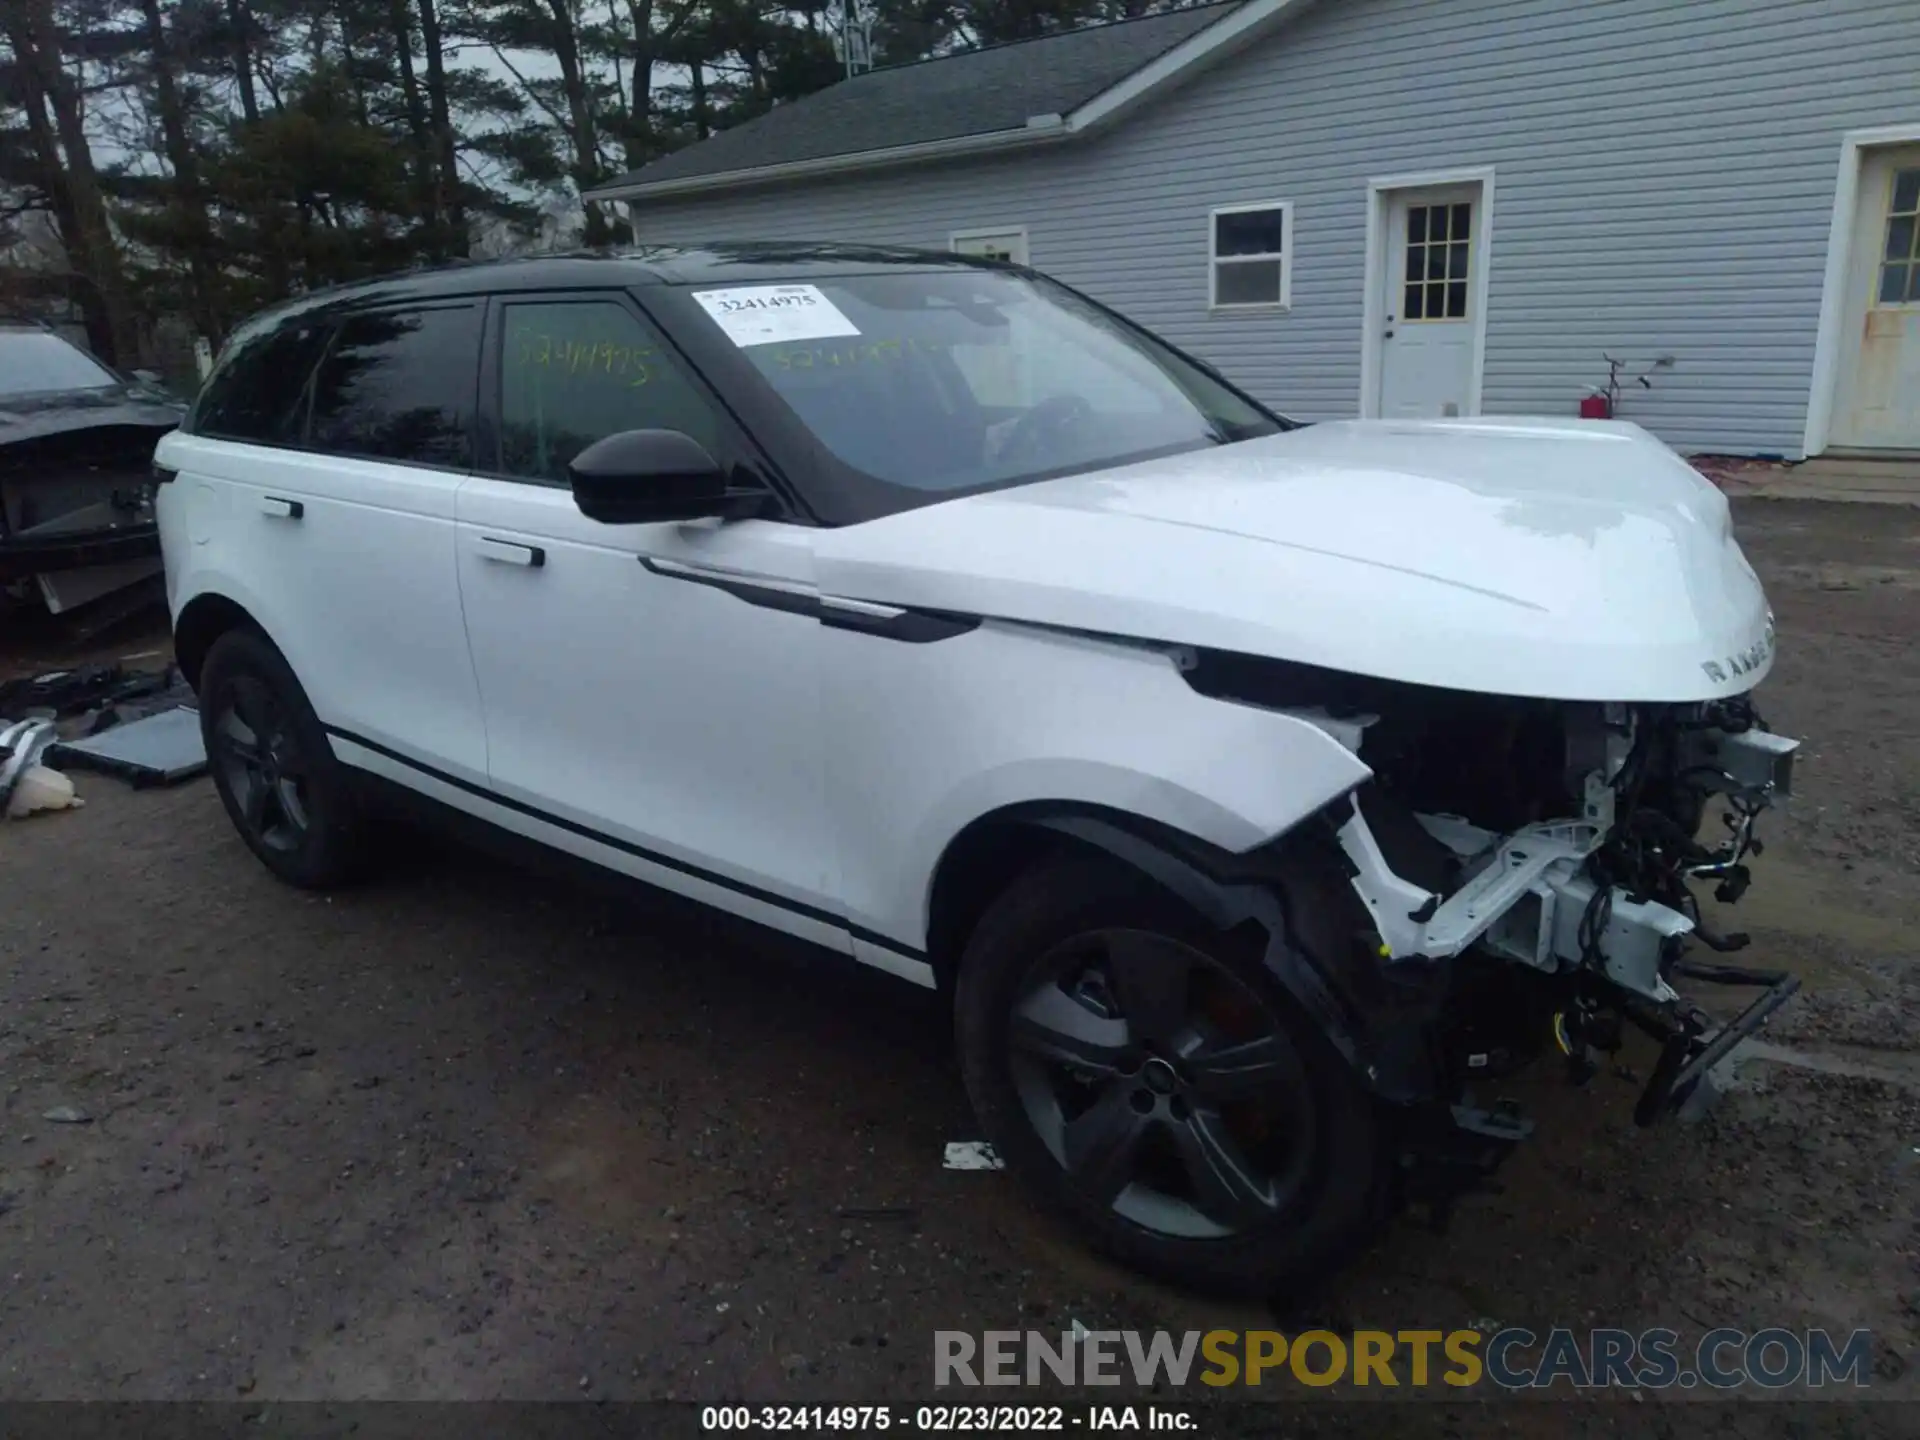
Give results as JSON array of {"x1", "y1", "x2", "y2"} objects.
[
  {"x1": 309, "y1": 306, "x2": 479, "y2": 468},
  {"x1": 193, "y1": 323, "x2": 329, "y2": 443}
]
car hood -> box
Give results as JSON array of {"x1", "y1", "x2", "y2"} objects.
[
  {"x1": 0, "y1": 386, "x2": 184, "y2": 449},
  {"x1": 811, "y1": 418, "x2": 1774, "y2": 702}
]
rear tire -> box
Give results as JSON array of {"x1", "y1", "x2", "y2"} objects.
[
  {"x1": 199, "y1": 627, "x2": 366, "y2": 890},
  {"x1": 955, "y1": 854, "x2": 1388, "y2": 1296}
]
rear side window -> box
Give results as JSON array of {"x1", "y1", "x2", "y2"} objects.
[
  {"x1": 193, "y1": 323, "x2": 328, "y2": 444},
  {"x1": 309, "y1": 306, "x2": 479, "y2": 468}
]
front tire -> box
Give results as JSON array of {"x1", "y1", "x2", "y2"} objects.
[
  {"x1": 199, "y1": 627, "x2": 366, "y2": 890},
  {"x1": 955, "y1": 855, "x2": 1388, "y2": 1296}
]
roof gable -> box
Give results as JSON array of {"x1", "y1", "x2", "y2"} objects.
[{"x1": 590, "y1": 0, "x2": 1308, "y2": 203}]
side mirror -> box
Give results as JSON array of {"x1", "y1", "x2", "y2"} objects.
[{"x1": 567, "y1": 429, "x2": 766, "y2": 524}]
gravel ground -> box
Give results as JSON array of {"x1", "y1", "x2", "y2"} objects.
[{"x1": 0, "y1": 499, "x2": 1915, "y2": 1433}]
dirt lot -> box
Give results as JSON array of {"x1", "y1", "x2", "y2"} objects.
[{"x1": 1, "y1": 499, "x2": 1916, "y2": 1430}]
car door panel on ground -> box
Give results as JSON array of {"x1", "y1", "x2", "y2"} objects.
[
  {"x1": 453, "y1": 293, "x2": 844, "y2": 946},
  {"x1": 176, "y1": 304, "x2": 490, "y2": 782}
]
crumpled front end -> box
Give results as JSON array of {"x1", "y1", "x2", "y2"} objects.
[
  {"x1": 0, "y1": 415, "x2": 175, "y2": 614},
  {"x1": 1181, "y1": 648, "x2": 1800, "y2": 1185},
  {"x1": 1330, "y1": 691, "x2": 1799, "y2": 1127}
]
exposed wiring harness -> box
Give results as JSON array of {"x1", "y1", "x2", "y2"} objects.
[{"x1": 1574, "y1": 699, "x2": 1769, "y2": 971}]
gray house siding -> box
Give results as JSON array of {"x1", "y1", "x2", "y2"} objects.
[{"x1": 623, "y1": 0, "x2": 1920, "y2": 458}]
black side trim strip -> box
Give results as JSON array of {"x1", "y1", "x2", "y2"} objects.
[
  {"x1": 821, "y1": 607, "x2": 978, "y2": 644},
  {"x1": 639, "y1": 557, "x2": 979, "y2": 644},
  {"x1": 324, "y1": 726, "x2": 928, "y2": 963},
  {"x1": 640, "y1": 557, "x2": 821, "y2": 621}
]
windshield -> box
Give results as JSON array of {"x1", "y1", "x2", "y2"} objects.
[
  {"x1": 0, "y1": 329, "x2": 119, "y2": 397},
  {"x1": 694, "y1": 270, "x2": 1281, "y2": 496}
]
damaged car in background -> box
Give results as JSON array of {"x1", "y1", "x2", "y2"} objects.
[
  {"x1": 154, "y1": 247, "x2": 1797, "y2": 1294},
  {"x1": 0, "y1": 319, "x2": 184, "y2": 616}
]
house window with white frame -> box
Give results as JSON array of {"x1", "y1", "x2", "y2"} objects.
[{"x1": 1209, "y1": 202, "x2": 1292, "y2": 309}]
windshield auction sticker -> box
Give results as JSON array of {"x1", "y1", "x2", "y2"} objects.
[{"x1": 691, "y1": 284, "x2": 861, "y2": 347}]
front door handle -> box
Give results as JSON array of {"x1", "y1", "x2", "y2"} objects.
[
  {"x1": 259, "y1": 495, "x2": 303, "y2": 519},
  {"x1": 473, "y1": 536, "x2": 545, "y2": 568}
]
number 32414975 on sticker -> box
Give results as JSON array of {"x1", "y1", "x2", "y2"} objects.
[{"x1": 691, "y1": 284, "x2": 862, "y2": 347}]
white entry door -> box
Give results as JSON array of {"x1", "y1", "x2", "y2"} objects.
[
  {"x1": 1833, "y1": 147, "x2": 1920, "y2": 450},
  {"x1": 1379, "y1": 185, "x2": 1481, "y2": 419}
]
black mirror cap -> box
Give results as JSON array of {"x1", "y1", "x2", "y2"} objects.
[{"x1": 568, "y1": 429, "x2": 763, "y2": 524}]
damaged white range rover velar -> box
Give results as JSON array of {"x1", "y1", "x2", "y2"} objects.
[{"x1": 156, "y1": 245, "x2": 1798, "y2": 1294}]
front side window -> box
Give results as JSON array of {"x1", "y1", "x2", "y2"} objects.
[
  {"x1": 309, "y1": 306, "x2": 479, "y2": 468},
  {"x1": 696, "y1": 270, "x2": 1279, "y2": 498},
  {"x1": 496, "y1": 299, "x2": 723, "y2": 483},
  {"x1": 193, "y1": 322, "x2": 329, "y2": 444},
  {"x1": 0, "y1": 327, "x2": 120, "y2": 397}
]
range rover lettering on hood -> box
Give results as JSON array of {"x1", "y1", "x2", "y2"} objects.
[{"x1": 1702, "y1": 617, "x2": 1776, "y2": 685}]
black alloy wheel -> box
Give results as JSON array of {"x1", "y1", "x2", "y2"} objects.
[
  {"x1": 957, "y1": 855, "x2": 1388, "y2": 1295},
  {"x1": 211, "y1": 672, "x2": 312, "y2": 854},
  {"x1": 1008, "y1": 927, "x2": 1317, "y2": 1240},
  {"x1": 198, "y1": 627, "x2": 366, "y2": 889}
]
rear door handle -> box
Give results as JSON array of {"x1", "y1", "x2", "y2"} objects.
[
  {"x1": 473, "y1": 536, "x2": 545, "y2": 568},
  {"x1": 259, "y1": 495, "x2": 303, "y2": 519}
]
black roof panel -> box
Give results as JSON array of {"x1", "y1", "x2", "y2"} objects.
[{"x1": 221, "y1": 244, "x2": 1002, "y2": 338}]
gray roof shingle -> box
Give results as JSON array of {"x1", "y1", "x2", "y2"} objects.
[{"x1": 591, "y1": 4, "x2": 1236, "y2": 194}]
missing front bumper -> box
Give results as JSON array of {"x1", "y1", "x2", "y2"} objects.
[
  {"x1": 1625, "y1": 959, "x2": 1802, "y2": 1126},
  {"x1": 1338, "y1": 807, "x2": 1695, "y2": 1002},
  {"x1": 1329, "y1": 716, "x2": 1803, "y2": 1128}
]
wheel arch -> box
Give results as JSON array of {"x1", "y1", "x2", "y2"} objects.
[
  {"x1": 923, "y1": 796, "x2": 1449, "y2": 1107},
  {"x1": 924, "y1": 800, "x2": 1308, "y2": 995},
  {"x1": 173, "y1": 590, "x2": 267, "y2": 689}
]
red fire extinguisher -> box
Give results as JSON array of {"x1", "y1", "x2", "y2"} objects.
[{"x1": 1581, "y1": 353, "x2": 1666, "y2": 419}]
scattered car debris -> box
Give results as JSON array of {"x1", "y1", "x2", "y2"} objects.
[
  {"x1": 0, "y1": 664, "x2": 204, "y2": 814},
  {"x1": 0, "y1": 663, "x2": 137, "y2": 716},
  {"x1": 47, "y1": 705, "x2": 205, "y2": 788},
  {"x1": 41, "y1": 1106, "x2": 92, "y2": 1125},
  {"x1": 0, "y1": 662, "x2": 190, "y2": 730},
  {"x1": 942, "y1": 1141, "x2": 1004, "y2": 1171},
  {"x1": 6, "y1": 762, "x2": 81, "y2": 818},
  {"x1": 0, "y1": 715, "x2": 56, "y2": 776},
  {"x1": 0, "y1": 717, "x2": 75, "y2": 818}
]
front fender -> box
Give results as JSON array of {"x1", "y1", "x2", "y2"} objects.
[{"x1": 823, "y1": 619, "x2": 1372, "y2": 948}]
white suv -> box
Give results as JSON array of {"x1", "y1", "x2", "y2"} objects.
[{"x1": 156, "y1": 245, "x2": 1798, "y2": 1294}]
